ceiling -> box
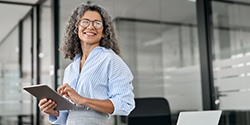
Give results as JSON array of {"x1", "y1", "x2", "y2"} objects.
[
  {"x1": 0, "y1": 0, "x2": 250, "y2": 45},
  {"x1": 0, "y1": 0, "x2": 197, "y2": 45},
  {"x1": 0, "y1": 0, "x2": 38, "y2": 44}
]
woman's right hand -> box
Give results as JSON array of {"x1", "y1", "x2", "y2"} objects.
[{"x1": 38, "y1": 98, "x2": 59, "y2": 117}]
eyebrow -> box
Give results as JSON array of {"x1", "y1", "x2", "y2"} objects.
[{"x1": 81, "y1": 18, "x2": 102, "y2": 22}]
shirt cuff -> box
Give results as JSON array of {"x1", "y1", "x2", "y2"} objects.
[
  {"x1": 110, "y1": 98, "x2": 134, "y2": 116},
  {"x1": 49, "y1": 110, "x2": 68, "y2": 125}
]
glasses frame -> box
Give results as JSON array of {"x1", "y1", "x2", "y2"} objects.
[{"x1": 79, "y1": 19, "x2": 103, "y2": 29}]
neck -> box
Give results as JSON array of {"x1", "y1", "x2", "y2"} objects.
[{"x1": 81, "y1": 43, "x2": 99, "y2": 61}]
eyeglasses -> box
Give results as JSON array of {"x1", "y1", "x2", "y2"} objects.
[{"x1": 79, "y1": 19, "x2": 103, "y2": 29}]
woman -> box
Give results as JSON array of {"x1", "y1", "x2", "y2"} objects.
[{"x1": 38, "y1": 3, "x2": 135, "y2": 125}]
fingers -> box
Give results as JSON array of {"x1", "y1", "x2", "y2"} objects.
[
  {"x1": 57, "y1": 83, "x2": 69, "y2": 95},
  {"x1": 42, "y1": 100, "x2": 57, "y2": 112},
  {"x1": 38, "y1": 98, "x2": 57, "y2": 112},
  {"x1": 57, "y1": 83, "x2": 80, "y2": 103},
  {"x1": 38, "y1": 98, "x2": 47, "y2": 107},
  {"x1": 57, "y1": 83, "x2": 72, "y2": 97}
]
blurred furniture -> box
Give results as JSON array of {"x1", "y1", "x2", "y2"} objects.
[{"x1": 128, "y1": 97, "x2": 172, "y2": 125}]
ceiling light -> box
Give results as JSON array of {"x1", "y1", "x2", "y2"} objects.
[{"x1": 188, "y1": 0, "x2": 196, "y2": 2}]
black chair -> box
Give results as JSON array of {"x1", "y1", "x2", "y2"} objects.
[{"x1": 128, "y1": 97, "x2": 172, "y2": 125}]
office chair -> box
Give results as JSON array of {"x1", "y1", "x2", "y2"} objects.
[{"x1": 128, "y1": 97, "x2": 172, "y2": 125}]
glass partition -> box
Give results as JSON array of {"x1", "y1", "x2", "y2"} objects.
[
  {"x1": 0, "y1": 27, "x2": 20, "y2": 124},
  {"x1": 212, "y1": 0, "x2": 250, "y2": 111},
  {"x1": 212, "y1": 1, "x2": 250, "y2": 125},
  {"x1": 0, "y1": 13, "x2": 34, "y2": 125},
  {"x1": 40, "y1": 0, "x2": 53, "y2": 87},
  {"x1": 115, "y1": 0, "x2": 201, "y2": 115},
  {"x1": 39, "y1": 1, "x2": 53, "y2": 124},
  {"x1": 116, "y1": 19, "x2": 201, "y2": 113},
  {"x1": 20, "y1": 13, "x2": 34, "y2": 124}
]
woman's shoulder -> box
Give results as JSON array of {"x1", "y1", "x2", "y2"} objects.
[{"x1": 99, "y1": 46, "x2": 118, "y2": 57}]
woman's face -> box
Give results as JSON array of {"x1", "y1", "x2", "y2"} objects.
[{"x1": 78, "y1": 11, "x2": 104, "y2": 46}]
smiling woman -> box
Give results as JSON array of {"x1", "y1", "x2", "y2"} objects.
[
  {"x1": 38, "y1": 3, "x2": 135, "y2": 125},
  {"x1": 77, "y1": 11, "x2": 104, "y2": 50}
]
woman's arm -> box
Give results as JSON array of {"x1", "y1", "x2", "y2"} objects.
[
  {"x1": 79, "y1": 98, "x2": 114, "y2": 114},
  {"x1": 57, "y1": 83, "x2": 114, "y2": 114}
]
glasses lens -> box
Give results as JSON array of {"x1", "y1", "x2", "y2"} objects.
[
  {"x1": 80, "y1": 19, "x2": 90, "y2": 27},
  {"x1": 93, "y1": 21, "x2": 103, "y2": 29}
]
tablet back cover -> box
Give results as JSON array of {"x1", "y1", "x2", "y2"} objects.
[{"x1": 23, "y1": 84, "x2": 75, "y2": 110}]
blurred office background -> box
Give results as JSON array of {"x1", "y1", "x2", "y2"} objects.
[{"x1": 0, "y1": 0, "x2": 250, "y2": 124}]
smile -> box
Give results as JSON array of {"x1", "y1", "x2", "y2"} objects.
[{"x1": 84, "y1": 32, "x2": 97, "y2": 36}]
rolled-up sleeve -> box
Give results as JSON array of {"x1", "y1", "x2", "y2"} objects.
[
  {"x1": 49, "y1": 110, "x2": 69, "y2": 125},
  {"x1": 108, "y1": 54, "x2": 135, "y2": 116}
]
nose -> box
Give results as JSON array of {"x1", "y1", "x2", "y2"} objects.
[{"x1": 86, "y1": 21, "x2": 95, "y2": 29}]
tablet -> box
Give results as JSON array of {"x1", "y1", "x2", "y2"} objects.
[{"x1": 23, "y1": 84, "x2": 75, "y2": 110}]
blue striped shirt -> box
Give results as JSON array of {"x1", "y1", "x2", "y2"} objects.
[{"x1": 49, "y1": 46, "x2": 135, "y2": 124}]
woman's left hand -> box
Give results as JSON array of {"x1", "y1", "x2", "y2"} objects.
[{"x1": 57, "y1": 83, "x2": 84, "y2": 105}]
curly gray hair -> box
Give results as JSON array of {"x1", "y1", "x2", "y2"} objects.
[{"x1": 60, "y1": 4, "x2": 121, "y2": 60}]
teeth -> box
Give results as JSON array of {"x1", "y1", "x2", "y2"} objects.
[{"x1": 84, "y1": 32, "x2": 96, "y2": 35}]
